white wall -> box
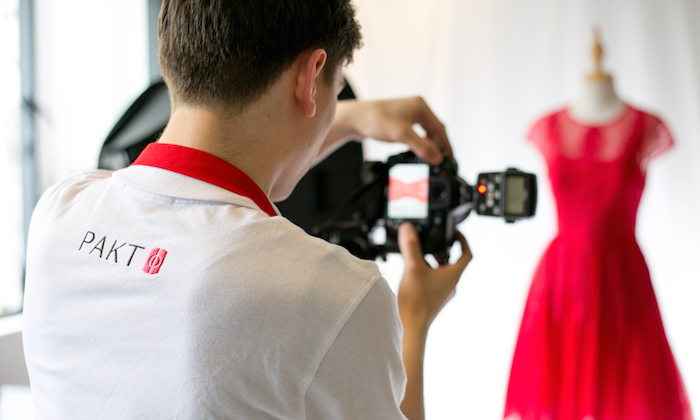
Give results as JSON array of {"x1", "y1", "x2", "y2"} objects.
[
  {"x1": 345, "y1": 0, "x2": 700, "y2": 418},
  {"x1": 34, "y1": 0, "x2": 150, "y2": 191}
]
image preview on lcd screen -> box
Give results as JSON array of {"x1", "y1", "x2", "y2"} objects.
[{"x1": 388, "y1": 163, "x2": 430, "y2": 219}]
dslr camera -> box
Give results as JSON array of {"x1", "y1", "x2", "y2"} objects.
[{"x1": 315, "y1": 151, "x2": 538, "y2": 264}]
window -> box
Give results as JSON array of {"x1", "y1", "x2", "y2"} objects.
[{"x1": 0, "y1": 0, "x2": 24, "y2": 316}]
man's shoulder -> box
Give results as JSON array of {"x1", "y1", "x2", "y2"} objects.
[
  {"x1": 40, "y1": 170, "x2": 112, "y2": 199},
  {"x1": 263, "y1": 216, "x2": 382, "y2": 281},
  {"x1": 222, "y1": 213, "x2": 385, "y2": 296},
  {"x1": 194, "y1": 210, "x2": 390, "y2": 327},
  {"x1": 30, "y1": 170, "x2": 113, "y2": 224}
]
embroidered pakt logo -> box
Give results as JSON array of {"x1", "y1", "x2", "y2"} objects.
[
  {"x1": 78, "y1": 230, "x2": 170, "y2": 275},
  {"x1": 143, "y1": 248, "x2": 168, "y2": 274},
  {"x1": 79, "y1": 231, "x2": 145, "y2": 266}
]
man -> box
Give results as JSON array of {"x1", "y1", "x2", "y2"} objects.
[{"x1": 23, "y1": 1, "x2": 471, "y2": 419}]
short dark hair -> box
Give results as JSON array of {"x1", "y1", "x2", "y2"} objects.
[{"x1": 158, "y1": 0, "x2": 362, "y2": 111}]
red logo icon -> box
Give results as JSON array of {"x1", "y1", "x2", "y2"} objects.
[{"x1": 143, "y1": 248, "x2": 167, "y2": 274}]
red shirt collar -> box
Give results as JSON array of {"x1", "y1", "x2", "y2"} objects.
[{"x1": 131, "y1": 142, "x2": 278, "y2": 217}]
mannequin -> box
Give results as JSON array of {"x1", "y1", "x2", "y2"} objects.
[{"x1": 568, "y1": 28, "x2": 627, "y2": 125}]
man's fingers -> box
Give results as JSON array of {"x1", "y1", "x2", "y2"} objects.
[
  {"x1": 400, "y1": 127, "x2": 443, "y2": 165},
  {"x1": 433, "y1": 232, "x2": 471, "y2": 290},
  {"x1": 415, "y1": 107, "x2": 452, "y2": 157},
  {"x1": 398, "y1": 223, "x2": 427, "y2": 269},
  {"x1": 451, "y1": 231, "x2": 472, "y2": 272}
]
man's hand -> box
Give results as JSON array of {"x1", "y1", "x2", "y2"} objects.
[
  {"x1": 398, "y1": 223, "x2": 471, "y2": 331},
  {"x1": 397, "y1": 223, "x2": 471, "y2": 420},
  {"x1": 320, "y1": 97, "x2": 452, "y2": 165}
]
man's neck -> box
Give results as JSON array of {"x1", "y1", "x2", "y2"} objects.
[
  {"x1": 155, "y1": 56, "x2": 336, "y2": 203},
  {"x1": 157, "y1": 93, "x2": 298, "y2": 199}
]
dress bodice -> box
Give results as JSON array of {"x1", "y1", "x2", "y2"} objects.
[{"x1": 529, "y1": 105, "x2": 672, "y2": 241}]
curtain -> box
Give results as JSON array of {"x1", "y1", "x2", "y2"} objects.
[{"x1": 345, "y1": 1, "x2": 700, "y2": 418}]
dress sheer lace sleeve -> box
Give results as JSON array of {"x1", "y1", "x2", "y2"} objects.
[
  {"x1": 526, "y1": 113, "x2": 555, "y2": 159},
  {"x1": 640, "y1": 114, "x2": 674, "y2": 165}
]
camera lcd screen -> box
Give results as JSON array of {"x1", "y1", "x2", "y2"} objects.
[
  {"x1": 388, "y1": 163, "x2": 429, "y2": 219},
  {"x1": 505, "y1": 175, "x2": 526, "y2": 215}
]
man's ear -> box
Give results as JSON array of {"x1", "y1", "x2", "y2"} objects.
[{"x1": 295, "y1": 49, "x2": 327, "y2": 118}]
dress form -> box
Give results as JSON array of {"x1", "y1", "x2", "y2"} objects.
[{"x1": 568, "y1": 29, "x2": 626, "y2": 125}]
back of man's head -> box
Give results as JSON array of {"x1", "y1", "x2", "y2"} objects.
[{"x1": 158, "y1": 0, "x2": 362, "y2": 113}]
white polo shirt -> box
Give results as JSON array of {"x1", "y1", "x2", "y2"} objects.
[{"x1": 23, "y1": 143, "x2": 407, "y2": 419}]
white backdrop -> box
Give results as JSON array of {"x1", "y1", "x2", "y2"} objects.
[{"x1": 344, "y1": 1, "x2": 700, "y2": 419}]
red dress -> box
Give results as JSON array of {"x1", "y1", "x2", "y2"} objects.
[{"x1": 504, "y1": 105, "x2": 693, "y2": 420}]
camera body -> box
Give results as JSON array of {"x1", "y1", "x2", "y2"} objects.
[
  {"x1": 382, "y1": 152, "x2": 471, "y2": 263},
  {"x1": 317, "y1": 151, "x2": 538, "y2": 263}
]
